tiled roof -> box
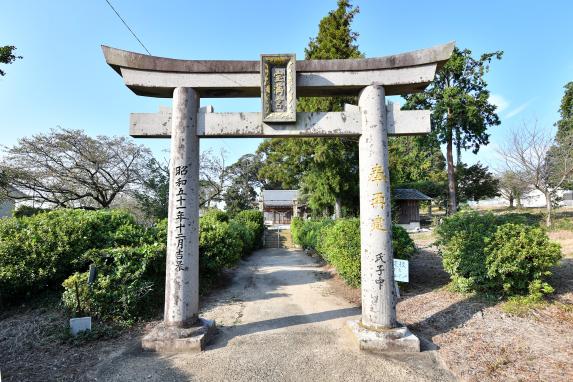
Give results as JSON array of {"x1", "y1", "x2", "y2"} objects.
[
  {"x1": 262, "y1": 190, "x2": 299, "y2": 206},
  {"x1": 394, "y1": 188, "x2": 432, "y2": 201}
]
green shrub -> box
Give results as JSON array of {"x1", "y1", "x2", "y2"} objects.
[
  {"x1": 291, "y1": 217, "x2": 304, "y2": 245},
  {"x1": 485, "y1": 223, "x2": 561, "y2": 296},
  {"x1": 392, "y1": 225, "x2": 416, "y2": 260},
  {"x1": 62, "y1": 243, "x2": 165, "y2": 323},
  {"x1": 434, "y1": 211, "x2": 501, "y2": 292},
  {"x1": 199, "y1": 214, "x2": 243, "y2": 282},
  {"x1": 435, "y1": 211, "x2": 562, "y2": 297},
  {"x1": 297, "y1": 219, "x2": 334, "y2": 249},
  {"x1": 0, "y1": 209, "x2": 146, "y2": 304},
  {"x1": 13, "y1": 205, "x2": 50, "y2": 218},
  {"x1": 313, "y1": 218, "x2": 416, "y2": 287},
  {"x1": 317, "y1": 218, "x2": 361, "y2": 287},
  {"x1": 235, "y1": 210, "x2": 264, "y2": 249}
]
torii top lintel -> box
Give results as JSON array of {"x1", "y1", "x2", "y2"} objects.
[{"x1": 102, "y1": 42, "x2": 454, "y2": 98}]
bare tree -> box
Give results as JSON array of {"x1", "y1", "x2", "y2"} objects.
[
  {"x1": 497, "y1": 122, "x2": 573, "y2": 226},
  {"x1": 497, "y1": 169, "x2": 530, "y2": 208},
  {"x1": 0, "y1": 128, "x2": 151, "y2": 208},
  {"x1": 199, "y1": 148, "x2": 231, "y2": 208}
]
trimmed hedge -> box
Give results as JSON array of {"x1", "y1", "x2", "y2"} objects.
[
  {"x1": 234, "y1": 210, "x2": 265, "y2": 250},
  {"x1": 435, "y1": 211, "x2": 562, "y2": 297},
  {"x1": 60, "y1": 209, "x2": 264, "y2": 322},
  {"x1": 0, "y1": 207, "x2": 264, "y2": 323},
  {"x1": 0, "y1": 209, "x2": 147, "y2": 304},
  {"x1": 292, "y1": 217, "x2": 416, "y2": 287}
]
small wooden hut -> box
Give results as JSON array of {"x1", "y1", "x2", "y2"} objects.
[{"x1": 394, "y1": 188, "x2": 431, "y2": 231}]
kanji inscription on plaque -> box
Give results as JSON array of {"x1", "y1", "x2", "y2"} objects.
[{"x1": 261, "y1": 54, "x2": 296, "y2": 122}]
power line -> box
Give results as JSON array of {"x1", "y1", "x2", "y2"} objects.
[{"x1": 104, "y1": 0, "x2": 151, "y2": 55}]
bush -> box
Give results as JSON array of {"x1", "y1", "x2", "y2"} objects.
[
  {"x1": 62, "y1": 243, "x2": 165, "y2": 323},
  {"x1": 434, "y1": 211, "x2": 500, "y2": 292},
  {"x1": 293, "y1": 219, "x2": 334, "y2": 249},
  {"x1": 435, "y1": 211, "x2": 562, "y2": 297},
  {"x1": 299, "y1": 218, "x2": 416, "y2": 287},
  {"x1": 485, "y1": 223, "x2": 561, "y2": 296},
  {"x1": 0, "y1": 209, "x2": 147, "y2": 304},
  {"x1": 234, "y1": 210, "x2": 264, "y2": 249},
  {"x1": 291, "y1": 217, "x2": 304, "y2": 245},
  {"x1": 199, "y1": 213, "x2": 243, "y2": 284},
  {"x1": 317, "y1": 218, "x2": 361, "y2": 287},
  {"x1": 13, "y1": 205, "x2": 50, "y2": 218}
]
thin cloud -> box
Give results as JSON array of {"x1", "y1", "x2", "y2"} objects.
[
  {"x1": 489, "y1": 94, "x2": 509, "y2": 113},
  {"x1": 505, "y1": 99, "x2": 533, "y2": 119}
]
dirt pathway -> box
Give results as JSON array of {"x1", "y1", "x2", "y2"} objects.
[{"x1": 93, "y1": 248, "x2": 455, "y2": 382}]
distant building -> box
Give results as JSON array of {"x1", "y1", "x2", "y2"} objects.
[
  {"x1": 0, "y1": 186, "x2": 25, "y2": 218},
  {"x1": 469, "y1": 188, "x2": 573, "y2": 208},
  {"x1": 259, "y1": 190, "x2": 303, "y2": 225},
  {"x1": 394, "y1": 188, "x2": 432, "y2": 231}
]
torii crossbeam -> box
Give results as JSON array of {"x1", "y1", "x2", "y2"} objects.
[{"x1": 103, "y1": 41, "x2": 454, "y2": 354}]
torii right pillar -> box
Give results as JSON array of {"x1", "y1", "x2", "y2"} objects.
[{"x1": 349, "y1": 84, "x2": 420, "y2": 352}]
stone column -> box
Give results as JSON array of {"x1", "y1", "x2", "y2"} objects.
[
  {"x1": 349, "y1": 85, "x2": 419, "y2": 352},
  {"x1": 164, "y1": 87, "x2": 200, "y2": 327},
  {"x1": 358, "y1": 85, "x2": 395, "y2": 329},
  {"x1": 142, "y1": 87, "x2": 215, "y2": 352}
]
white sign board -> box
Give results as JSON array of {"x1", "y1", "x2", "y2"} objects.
[{"x1": 393, "y1": 259, "x2": 409, "y2": 282}]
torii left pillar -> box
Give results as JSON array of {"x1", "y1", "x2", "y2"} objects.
[{"x1": 142, "y1": 87, "x2": 216, "y2": 353}]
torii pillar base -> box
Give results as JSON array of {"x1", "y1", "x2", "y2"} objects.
[
  {"x1": 142, "y1": 318, "x2": 216, "y2": 353},
  {"x1": 347, "y1": 320, "x2": 420, "y2": 353}
]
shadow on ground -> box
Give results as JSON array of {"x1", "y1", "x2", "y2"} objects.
[{"x1": 209, "y1": 307, "x2": 359, "y2": 350}]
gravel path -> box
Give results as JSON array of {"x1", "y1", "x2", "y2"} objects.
[{"x1": 93, "y1": 248, "x2": 455, "y2": 382}]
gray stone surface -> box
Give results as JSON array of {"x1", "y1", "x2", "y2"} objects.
[
  {"x1": 347, "y1": 320, "x2": 420, "y2": 353},
  {"x1": 164, "y1": 87, "x2": 200, "y2": 327},
  {"x1": 358, "y1": 85, "x2": 396, "y2": 329},
  {"x1": 102, "y1": 42, "x2": 455, "y2": 98},
  {"x1": 141, "y1": 318, "x2": 216, "y2": 353},
  {"x1": 129, "y1": 107, "x2": 430, "y2": 138},
  {"x1": 92, "y1": 248, "x2": 454, "y2": 381}
]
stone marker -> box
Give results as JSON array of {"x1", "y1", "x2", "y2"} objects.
[
  {"x1": 102, "y1": 41, "x2": 454, "y2": 353},
  {"x1": 70, "y1": 317, "x2": 91, "y2": 336}
]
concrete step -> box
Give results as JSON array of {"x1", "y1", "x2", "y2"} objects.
[{"x1": 264, "y1": 228, "x2": 293, "y2": 249}]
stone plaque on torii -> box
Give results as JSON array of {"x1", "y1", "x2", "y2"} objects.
[{"x1": 102, "y1": 42, "x2": 454, "y2": 353}]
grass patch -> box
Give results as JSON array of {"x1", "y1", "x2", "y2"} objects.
[{"x1": 500, "y1": 295, "x2": 548, "y2": 316}]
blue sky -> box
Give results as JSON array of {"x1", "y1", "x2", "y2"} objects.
[{"x1": 1, "y1": 1, "x2": 572, "y2": 170}]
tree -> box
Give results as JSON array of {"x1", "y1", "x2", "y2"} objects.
[
  {"x1": 199, "y1": 149, "x2": 231, "y2": 209},
  {"x1": 497, "y1": 170, "x2": 529, "y2": 208},
  {"x1": 0, "y1": 45, "x2": 22, "y2": 76},
  {"x1": 498, "y1": 122, "x2": 573, "y2": 226},
  {"x1": 0, "y1": 128, "x2": 150, "y2": 208},
  {"x1": 389, "y1": 135, "x2": 446, "y2": 185},
  {"x1": 456, "y1": 162, "x2": 499, "y2": 203},
  {"x1": 555, "y1": 81, "x2": 573, "y2": 142},
  {"x1": 133, "y1": 158, "x2": 169, "y2": 219},
  {"x1": 258, "y1": 0, "x2": 362, "y2": 217},
  {"x1": 403, "y1": 47, "x2": 503, "y2": 214},
  {"x1": 223, "y1": 154, "x2": 265, "y2": 215}
]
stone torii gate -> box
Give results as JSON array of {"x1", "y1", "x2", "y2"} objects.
[{"x1": 102, "y1": 42, "x2": 454, "y2": 353}]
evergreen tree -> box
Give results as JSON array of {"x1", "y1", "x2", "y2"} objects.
[
  {"x1": 258, "y1": 0, "x2": 362, "y2": 217},
  {"x1": 555, "y1": 81, "x2": 573, "y2": 143},
  {"x1": 403, "y1": 47, "x2": 503, "y2": 214}
]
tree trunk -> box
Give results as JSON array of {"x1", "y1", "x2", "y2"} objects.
[
  {"x1": 334, "y1": 197, "x2": 342, "y2": 219},
  {"x1": 508, "y1": 194, "x2": 514, "y2": 208},
  {"x1": 516, "y1": 192, "x2": 522, "y2": 208},
  {"x1": 446, "y1": 136, "x2": 457, "y2": 214},
  {"x1": 545, "y1": 190, "x2": 552, "y2": 227}
]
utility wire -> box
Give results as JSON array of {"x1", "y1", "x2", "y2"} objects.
[{"x1": 104, "y1": 0, "x2": 151, "y2": 55}]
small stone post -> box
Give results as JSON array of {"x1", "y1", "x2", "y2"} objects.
[
  {"x1": 348, "y1": 85, "x2": 419, "y2": 352},
  {"x1": 142, "y1": 87, "x2": 215, "y2": 352}
]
